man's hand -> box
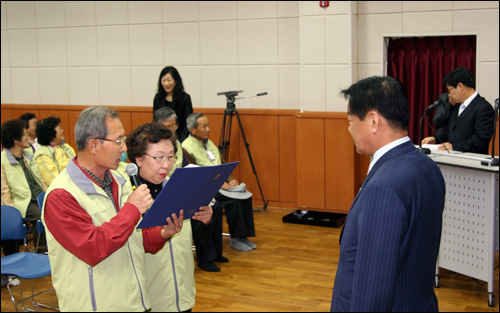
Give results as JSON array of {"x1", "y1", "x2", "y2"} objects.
[
  {"x1": 192, "y1": 206, "x2": 213, "y2": 224},
  {"x1": 421, "y1": 136, "x2": 436, "y2": 145},
  {"x1": 161, "y1": 210, "x2": 184, "y2": 240},
  {"x1": 221, "y1": 179, "x2": 239, "y2": 190},
  {"x1": 438, "y1": 142, "x2": 453, "y2": 151},
  {"x1": 126, "y1": 184, "x2": 153, "y2": 215}
]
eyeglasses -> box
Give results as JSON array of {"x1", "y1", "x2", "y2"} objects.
[
  {"x1": 145, "y1": 153, "x2": 177, "y2": 164},
  {"x1": 164, "y1": 123, "x2": 178, "y2": 130},
  {"x1": 95, "y1": 136, "x2": 127, "y2": 147}
]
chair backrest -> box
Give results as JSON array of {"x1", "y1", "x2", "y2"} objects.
[
  {"x1": 1, "y1": 205, "x2": 27, "y2": 241},
  {"x1": 37, "y1": 191, "x2": 46, "y2": 212}
]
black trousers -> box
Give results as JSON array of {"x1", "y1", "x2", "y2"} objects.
[
  {"x1": 193, "y1": 201, "x2": 223, "y2": 263},
  {"x1": 215, "y1": 192, "x2": 255, "y2": 238}
]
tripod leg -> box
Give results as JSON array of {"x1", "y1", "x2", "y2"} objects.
[
  {"x1": 233, "y1": 110, "x2": 268, "y2": 210},
  {"x1": 218, "y1": 109, "x2": 233, "y2": 161}
]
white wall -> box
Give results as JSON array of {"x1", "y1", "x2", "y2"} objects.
[{"x1": 1, "y1": 1, "x2": 499, "y2": 112}]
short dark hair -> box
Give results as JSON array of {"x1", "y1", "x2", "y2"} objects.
[
  {"x1": 1, "y1": 119, "x2": 27, "y2": 149},
  {"x1": 340, "y1": 76, "x2": 410, "y2": 130},
  {"x1": 36, "y1": 116, "x2": 61, "y2": 145},
  {"x1": 443, "y1": 67, "x2": 475, "y2": 89},
  {"x1": 126, "y1": 123, "x2": 177, "y2": 164},
  {"x1": 19, "y1": 113, "x2": 37, "y2": 126},
  {"x1": 156, "y1": 66, "x2": 185, "y2": 101}
]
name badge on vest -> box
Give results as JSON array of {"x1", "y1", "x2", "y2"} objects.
[{"x1": 206, "y1": 150, "x2": 216, "y2": 161}]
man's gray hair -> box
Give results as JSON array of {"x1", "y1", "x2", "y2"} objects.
[
  {"x1": 186, "y1": 112, "x2": 204, "y2": 134},
  {"x1": 153, "y1": 106, "x2": 177, "y2": 123},
  {"x1": 75, "y1": 107, "x2": 119, "y2": 151}
]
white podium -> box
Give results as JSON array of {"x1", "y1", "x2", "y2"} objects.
[{"x1": 430, "y1": 151, "x2": 499, "y2": 307}]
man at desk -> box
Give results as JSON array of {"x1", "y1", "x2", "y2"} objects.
[{"x1": 422, "y1": 67, "x2": 494, "y2": 154}]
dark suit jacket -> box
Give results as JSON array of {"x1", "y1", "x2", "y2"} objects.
[
  {"x1": 435, "y1": 94, "x2": 494, "y2": 154},
  {"x1": 331, "y1": 141, "x2": 445, "y2": 312}
]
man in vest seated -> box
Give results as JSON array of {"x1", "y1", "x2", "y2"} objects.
[
  {"x1": 183, "y1": 113, "x2": 257, "y2": 252},
  {"x1": 42, "y1": 107, "x2": 183, "y2": 311}
]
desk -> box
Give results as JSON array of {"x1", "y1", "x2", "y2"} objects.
[{"x1": 430, "y1": 151, "x2": 499, "y2": 307}]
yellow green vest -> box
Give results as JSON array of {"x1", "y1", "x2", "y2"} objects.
[
  {"x1": 1, "y1": 149, "x2": 43, "y2": 217},
  {"x1": 42, "y1": 160, "x2": 150, "y2": 312},
  {"x1": 145, "y1": 216, "x2": 195, "y2": 311},
  {"x1": 168, "y1": 140, "x2": 184, "y2": 178},
  {"x1": 30, "y1": 144, "x2": 76, "y2": 190},
  {"x1": 182, "y1": 136, "x2": 221, "y2": 166}
]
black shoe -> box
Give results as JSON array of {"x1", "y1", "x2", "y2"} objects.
[
  {"x1": 198, "y1": 262, "x2": 220, "y2": 272},
  {"x1": 214, "y1": 256, "x2": 229, "y2": 263}
]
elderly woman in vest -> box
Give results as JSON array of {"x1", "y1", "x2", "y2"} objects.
[
  {"x1": 1, "y1": 119, "x2": 45, "y2": 255},
  {"x1": 30, "y1": 116, "x2": 76, "y2": 190},
  {"x1": 127, "y1": 122, "x2": 213, "y2": 311}
]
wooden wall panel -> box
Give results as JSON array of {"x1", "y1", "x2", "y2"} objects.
[
  {"x1": 119, "y1": 111, "x2": 132, "y2": 137},
  {"x1": 325, "y1": 119, "x2": 355, "y2": 213},
  {"x1": 279, "y1": 115, "x2": 297, "y2": 204},
  {"x1": 11, "y1": 108, "x2": 40, "y2": 122},
  {"x1": 68, "y1": 110, "x2": 81, "y2": 151},
  {"x1": 1, "y1": 108, "x2": 12, "y2": 125},
  {"x1": 238, "y1": 114, "x2": 280, "y2": 204},
  {"x1": 2, "y1": 104, "x2": 374, "y2": 213},
  {"x1": 296, "y1": 116, "x2": 325, "y2": 210},
  {"x1": 130, "y1": 112, "x2": 153, "y2": 132}
]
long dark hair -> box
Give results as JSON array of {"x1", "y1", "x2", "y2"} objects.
[{"x1": 156, "y1": 66, "x2": 185, "y2": 102}]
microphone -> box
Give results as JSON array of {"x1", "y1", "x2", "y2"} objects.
[
  {"x1": 419, "y1": 99, "x2": 443, "y2": 154},
  {"x1": 424, "y1": 100, "x2": 441, "y2": 114},
  {"x1": 424, "y1": 116, "x2": 451, "y2": 154},
  {"x1": 125, "y1": 163, "x2": 142, "y2": 190}
]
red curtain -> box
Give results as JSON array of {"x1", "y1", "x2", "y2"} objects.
[{"x1": 387, "y1": 36, "x2": 476, "y2": 143}]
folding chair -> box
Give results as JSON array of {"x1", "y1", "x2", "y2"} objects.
[
  {"x1": 1, "y1": 205, "x2": 59, "y2": 312},
  {"x1": 35, "y1": 192, "x2": 46, "y2": 253}
]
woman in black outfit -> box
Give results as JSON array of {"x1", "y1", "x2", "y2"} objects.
[{"x1": 153, "y1": 66, "x2": 193, "y2": 142}]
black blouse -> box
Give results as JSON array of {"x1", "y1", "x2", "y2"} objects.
[{"x1": 153, "y1": 91, "x2": 193, "y2": 142}]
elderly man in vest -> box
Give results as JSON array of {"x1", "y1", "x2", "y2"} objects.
[
  {"x1": 183, "y1": 113, "x2": 257, "y2": 252},
  {"x1": 42, "y1": 107, "x2": 183, "y2": 311}
]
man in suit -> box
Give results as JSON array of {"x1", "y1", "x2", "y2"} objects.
[
  {"x1": 331, "y1": 76, "x2": 446, "y2": 312},
  {"x1": 422, "y1": 67, "x2": 494, "y2": 154}
]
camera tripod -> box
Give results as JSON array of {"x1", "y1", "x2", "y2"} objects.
[{"x1": 217, "y1": 90, "x2": 269, "y2": 211}]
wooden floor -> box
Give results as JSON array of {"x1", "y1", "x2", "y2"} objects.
[{"x1": 2, "y1": 207, "x2": 498, "y2": 312}]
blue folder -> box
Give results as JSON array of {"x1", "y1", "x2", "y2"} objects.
[{"x1": 137, "y1": 161, "x2": 239, "y2": 229}]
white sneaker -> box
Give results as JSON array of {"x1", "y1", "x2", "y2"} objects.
[{"x1": 8, "y1": 276, "x2": 20, "y2": 287}]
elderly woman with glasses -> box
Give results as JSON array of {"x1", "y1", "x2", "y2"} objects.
[
  {"x1": 30, "y1": 116, "x2": 76, "y2": 190},
  {"x1": 126, "y1": 122, "x2": 213, "y2": 312},
  {"x1": 1, "y1": 119, "x2": 45, "y2": 259}
]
